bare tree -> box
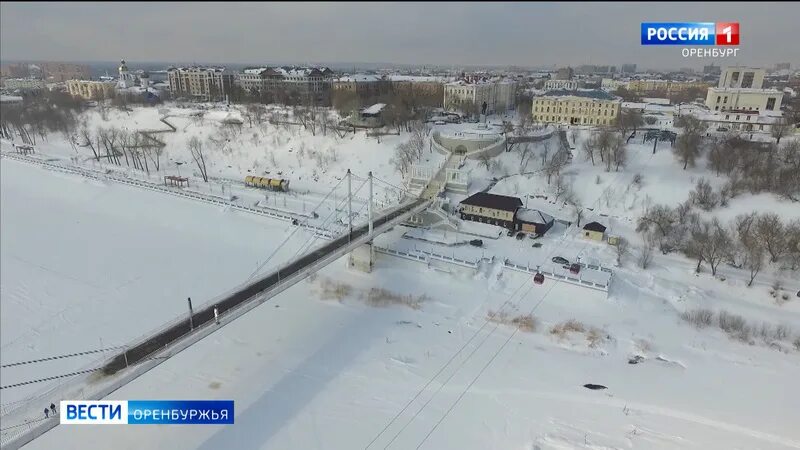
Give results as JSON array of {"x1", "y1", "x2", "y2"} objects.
[
  {"x1": 616, "y1": 237, "x2": 629, "y2": 266},
  {"x1": 610, "y1": 136, "x2": 627, "y2": 171},
  {"x1": 478, "y1": 152, "x2": 492, "y2": 170},
  {"x1": 686, "y1": 218, "x2": 732, "y2": 275},
  {"x1": 771, "y1": 120, "x2": 791, "y2": 144},
  {"x1": 689, "y1": 178, "x2": 719, "y2": 211},
  {"x1": 582, "y1": 133, "x2": 598, "y2": 165},
  {"x1": 188, "y1": 136, "x2": 209, "y2": 182},
  {"x1": 517, "y1": 142, "x2": 532, "y2": 170},
  {"x1": 78, "y1": 126, "x2": 100, "y2": 160},
  {"x1": 638, "y1": 232, "x2": 656, "y2": 269},
  {"x1": 573, "y1": 201, "x2": 585, "y2": 228},
  {"x1": 755, "y1": 213, "x2": 786, "y2": 262},
  {"x1": 672, "y1": 115, "x2": 707, "y2": 170},
  {"x1": 392, "y1": 141, "x2": 415, "y2": 176}
]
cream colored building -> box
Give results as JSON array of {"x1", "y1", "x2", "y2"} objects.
[
  {"x1": 705, "y1": 88, "x2": 783, "y2": 113},
  {"x1": 66, "y1": 80, "x2": 116, "y2": 100},
  {"x1": 532, "y1": 90, "x2": 621, "y2": 126},
  {"x1": 168, "y1": 67, "x2": 234, "y2": 101},
  {"x1": 705, "y1": 67, "x2": 782, "y2": 113},
  {"x1": 444, "y1": 77, "x2": 516, "y2": 114},
  {"x1": 717, "y1": 67, "x2": 766, "y2": 89},
  {"x1": 626, "y1": 79, "x2": 709, "y2": 94},
  {"x1": 601, "y1": 78, "x2": 626, "y2": 91}
]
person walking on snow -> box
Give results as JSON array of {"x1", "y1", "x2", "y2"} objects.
[
  {"x1": 44, "y1": 407, "x2": 49, "y2": 418},
  {"x1": 50, "y1": 403, "x2": 56, "y2": 415}
]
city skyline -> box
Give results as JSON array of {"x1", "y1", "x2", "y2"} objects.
[{"x1": 2, "y1": 2, "x2": 799, "y2": 71}]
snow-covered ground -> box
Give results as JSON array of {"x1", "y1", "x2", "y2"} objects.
[
  {"x1": 0, "y1": 158, "x2": 319, "y2": 404},
  {"x1": 2, "y1": 104, "x2": 800, "y2": 449}
]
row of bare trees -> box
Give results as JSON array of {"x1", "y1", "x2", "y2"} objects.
[
  {"x1": 707, "y1": 134, "x2": 800, "y2": 202},
  {"x1": 637, "y1": 200, "x2": 800, "y2": 284},
  {"x1": 0, "y1": 91, "x2": 85, "y2": 145},
  {"x1": 581, "y1": 129, "x2": 627, "y2": 171},
  {"x1": 391, "y1": 121, "x2": 431, "y2": 176},
  {"x1": 76, "y1": 126, "x2": 163, "y2": 174}
]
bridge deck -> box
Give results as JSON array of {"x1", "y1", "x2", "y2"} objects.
[{"x1": 101, "y1": 197, "x2": 430, "y2": 374}]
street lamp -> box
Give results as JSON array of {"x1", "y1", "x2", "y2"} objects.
[{"x1": 175, "y1": 161, "x2": 184, "y2": 177}]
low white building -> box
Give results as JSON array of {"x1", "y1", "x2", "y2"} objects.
[
  {"x1": 2, "y1": 78, "x2": 45, "y2": 91},
  {"x1": 705, "y1": 87, "x2": 783, "y2": 113},
  {"x1": 544, "y1": 79, "x2": 578, "y2": 91},
  {"x1": 601, "y1": 78, "x2": 626, "y2": 91},
  {"x1": 694, "y1": 109, "x2": 784, "y2": 133}
]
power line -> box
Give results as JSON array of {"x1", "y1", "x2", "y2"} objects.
[
  {"x1": 381, "y1": 280, "x2": 540, "y2": 449},
  {"x1": 372, "y1": 131, "x2": 661, "y2": 448},
  {"x1": 1, "y1": 367, "x2": 102, "y2": 390},
  {"x1": 409, "y1": 132, "x2": 664, "y2": 448},
  {"x1": 244, "y1": 175, "x2": 346, "y2": 282},
  {"x1": 364, "y1": 275, "x2": 534, "y2": 449},
  {"x1": 414, "y1": 280, "x2": 558, "y2": 450},
  {"x1": 1, "y1": 346, "x2": 125, "y2": 368}
]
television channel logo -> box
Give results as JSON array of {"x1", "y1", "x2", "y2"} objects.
[
  {"x1": 60, "y1": 400, "x2": 234, "y2": 425},
  {"x1": 641, "y1": 22, "x2": 739, "y2": 46}
]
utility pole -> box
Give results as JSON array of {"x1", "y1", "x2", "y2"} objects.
[
  {"x1": 347, "y1": 169, "x2": 353, "y2": 238},
  {"x1": 368, "y1": 171, "x2": 373, "y2": 238},
  {"x1": 187, "y1": 297, "x2": 194, "y2": 330}
]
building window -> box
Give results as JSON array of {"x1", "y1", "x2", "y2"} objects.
[{"x1": 766, "y1": 98, "x2": 776, "y2": 110}]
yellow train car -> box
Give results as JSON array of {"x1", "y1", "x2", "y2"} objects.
[{"x1": 244, "y1": 175, "x2": 290, "y2": 192}]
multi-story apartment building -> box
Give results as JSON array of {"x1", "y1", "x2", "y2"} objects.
[
  {"x1": 444, "y1": 77, "x2": 516, "y2": 114},
  {"x1": 2, "y1": 78, "x2": 46, "y2": 91},
  {"x1": 168, "y1": 67, "x2": 234, "y2": 101},
  {"x1": 704, "y1": 67, "x2": 783, "y2": 113},
  {"x1": 237, "y1": 66, "x2": 333, "y2": 104},
  {"x1": 66, "y1": 80, "x2": 116, "y2": 100},
  {"x1": 333, "y1": 74, "x2": 392, "y2": 102},
  {"x1": 544, "y1": 79, "x2": 578, "y2": 91},
  {"x1": 621, "y1": 64, "x2": 637, "y2": 74},
  {"x1": 600, "y1": 78, "x2": 627, "y2": 91},
  {"x1": 626, "y1": 79, "x2": 709, "y2": 95},
  {"x1": 532, "y1": 90, "x2": 621, "y2": 126}
]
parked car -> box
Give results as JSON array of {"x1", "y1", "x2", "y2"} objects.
[
  {"x1": 569, "y1": 263, "x2": 581, "y2": 274},
  {"x1": 516, "y1": 232, "x2": 525, "y2": 240},
  {"x1": 469, "y1": 239, "x2": 483, "y2": 247},
  {"x1": 533, "y1": 273, "x2": 545, "y2": 285},
  {"x1": 552, "y1": 256, "x2": 569, "y2": 265},
  {"x1": 434, "y1": 120, "x2": 446, "y2": 125}
]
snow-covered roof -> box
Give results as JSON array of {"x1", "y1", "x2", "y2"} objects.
[
  {"x1": 515, "y1": 208, "x2": 554, "y2": 225},
  {"x1": 361, "y1": 103, "x2": 386, "y2": 115},
  {"x1": 336, "y1": 74, "x2": 382, "y2": 83},
  {"x1": 387, "y1": 75, "x2": 454, "y2": 83},
  {"x1": 541, "y1": 89, "x2": 618, "y2": 101},
  {"x1": 708, "y1": 87, "x2": 783, "y2": 94},
  {"x1": 0, "y1": 95, "x2": 24, "y2": 103},
  {"x1": 243, "y1": 68, "x2": 269, "y2": 75}
]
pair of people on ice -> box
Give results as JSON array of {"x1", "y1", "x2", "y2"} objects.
[{"x1": 44, "y1": 403, "x2": 56, "y2": 418}]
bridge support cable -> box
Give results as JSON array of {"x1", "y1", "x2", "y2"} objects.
[
  {"x1": 287, "y1": 176, "x2": 369, "y2": 263},
  {"x1": 1, "y1": 346, "x2": 127, "y2": 368},
  {"x1": 245, "y1": 175, "x2": 346, "y2": 283}
]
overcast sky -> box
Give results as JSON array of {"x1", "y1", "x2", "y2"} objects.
[{"x1": 2, "y1": 2, "x2": 799, "y2": 70}]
